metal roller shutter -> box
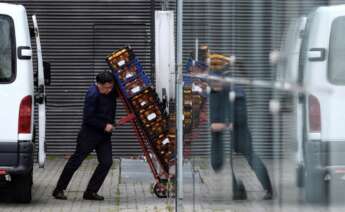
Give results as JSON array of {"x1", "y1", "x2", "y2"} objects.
[{"x1": 4, "y1": 0, "x2": 155, "y2": 157}]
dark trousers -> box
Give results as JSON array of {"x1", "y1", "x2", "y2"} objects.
[
  {"x1": 233, "y1": 126, "x2": 272, "y2": 192},
  {"x1": 210, "y1": 89, "x2": 272, "y2": 192},
  {"x1": 55, "y1": 130, "x2": 113, "y2": 193}
]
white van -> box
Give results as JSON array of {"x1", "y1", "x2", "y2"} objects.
[
  {"x1": 277, "y1": 5, "x2": 345, "y2": 203},
  {"x1": 0, "y1": 3, "x2": 48, "y2": 203}
]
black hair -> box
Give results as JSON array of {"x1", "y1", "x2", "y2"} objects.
[{"x1": 96, "y1": 70, "x2": 114, "y2": 84}]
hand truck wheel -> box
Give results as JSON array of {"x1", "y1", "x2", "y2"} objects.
[{"x1": 153, "y1": 182, "x2": 168, "y2": 198}]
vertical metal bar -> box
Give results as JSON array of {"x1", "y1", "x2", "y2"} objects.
[
  {"x1": 163, "y1": 0, "x2": 169, "y2": 11},
  {"x1": 195, "y1": 38, "x2": 199, "y2": 61},
  {"x1": 176, "y1": 0, "x2": 184, "y2": 211},
  {"x1": 151, "y1": 0, "x2": 156, "y2": 84},
  {"x1": 192, "y1": 37, "x2": 198, "y2": 211}
]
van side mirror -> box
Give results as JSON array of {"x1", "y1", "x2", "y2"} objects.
[
  {"x1": 43, "y1": 61, "x2": 51, "y2": 86},
  {"x1": 308, "y1": 48, "x2": 326, "y2": 61}
]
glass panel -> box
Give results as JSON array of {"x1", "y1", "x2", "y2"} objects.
[{"x1": 175, "y1": 0, "x2": 345, "y2": 211}]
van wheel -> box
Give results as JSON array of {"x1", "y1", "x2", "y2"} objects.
[
  {"x1": 296, "y1": 164, "x2": 305, "y2": 187},
  {"x1": 305, "y1": 168, "x2": 327, "y2": 203},
  {"x1": 12, "y1": 170, "x2": 33, "y2": 203}
]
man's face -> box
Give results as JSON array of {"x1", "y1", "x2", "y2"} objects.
[{"x1": 97, "y1": 82, "x2": 114, "y2": 95}]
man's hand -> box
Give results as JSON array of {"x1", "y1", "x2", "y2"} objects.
[
  {"x1": 211, "y1": 123, "x2": 232, "y2": 132},
  {"x1": 104, "y1": 124, "x2": 114, "y2": 133},
  {"x1": 211, "y1": 123, "x2": 226, "y2": 132}
]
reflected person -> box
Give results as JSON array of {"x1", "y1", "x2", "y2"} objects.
[{"x1": 209, "y1": 57, "x2": 273, "y2": 200}]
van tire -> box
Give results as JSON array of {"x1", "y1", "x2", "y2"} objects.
[
  {"x1": 305, "y1": 168, "x2": 327, "y2": 203},
  {"x1": 296, "y1": 165, "x2": 305, "y2": 187},
  {"x1": 13, "y1": 170, "x2": 33, "y2": 203}
]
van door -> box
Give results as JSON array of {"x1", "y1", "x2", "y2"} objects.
[
  {"x1": 276, "y1": 17, "x2": 306, "y2": 166},
  {"x1": 0, "y1": 14, "x2": 18, "y2": 145},
  {"x1": 276, "y1": 17, "x2": 307, "y2": 187},
  {"x1": 32, "y1": 15, "x2": 46, "y2": 168}
]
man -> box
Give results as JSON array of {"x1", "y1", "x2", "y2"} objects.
[{"x1": 53, "y1": 71, "x2": 117, "y2": 201}]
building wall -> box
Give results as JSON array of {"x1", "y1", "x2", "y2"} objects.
[{"x1": 3, "y1": 0, "x2": 330, "y2": 158}]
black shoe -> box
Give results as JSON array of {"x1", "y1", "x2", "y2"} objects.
[
  {"x1": 233, "y1": 188, "x2": 248, "y2": 200},
  {"x1": 263, "y1": 190, "x2": 273, "y2": 200},
  {"x1": 52, "y1": 189, "x2": 67, "y2": 200},
  {"x1": 232, "y1": 180, "x2": 247, "y2": 200},
  {"x1": 83, "y1": 191, "x2": 104, "y2": 201}
]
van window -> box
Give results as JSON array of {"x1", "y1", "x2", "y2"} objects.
[
  {"x1": 0, "y1": 15, "x2": 15, "y2": 83},
  {"x1": 329, "y1": 16, "x2": 345, "y2": 85}
]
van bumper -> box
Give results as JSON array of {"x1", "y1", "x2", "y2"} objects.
[
  {"x1": 305, "y1": 140, "x2": 345, "y2": 166},
  {"x1": 305, "y1": 140, "x2": 345, "y2": 182},
  {"x1": 0, "y1": 141, "x2": 33, "y2": 175},
  {"x1": 304, "y1": 140, "x2": 345, "y2": 202}
]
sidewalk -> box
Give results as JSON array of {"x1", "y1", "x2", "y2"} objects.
[
  {"x1": 0, "y1": 157, "x2": 173, "y2": 212},
  {"x1": 0, "y1": 157, "x2": 345, "y2": 212}
]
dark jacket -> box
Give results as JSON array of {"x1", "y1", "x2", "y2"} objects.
[
  {"x1": 209, "y1": 85, "x2": 250, "y2": 153},
  {"x1": 81, "y1": 84, "x2": 117, "y2": 140},
  {"x1": 209, "y1": 85, "x2": 246, "y2": 124}
]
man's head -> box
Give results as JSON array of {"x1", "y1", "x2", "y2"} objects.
[{"x1": 96, "y1": 71, "x2": 114, "y2": 95}]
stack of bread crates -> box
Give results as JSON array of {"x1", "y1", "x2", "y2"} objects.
[{"x1": 106, "y1": 47, "x2": 175, "y2": 172}]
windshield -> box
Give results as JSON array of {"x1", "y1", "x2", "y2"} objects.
[{"x1": 0, "y1": 15, "x2": 15, "y2": 83}]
